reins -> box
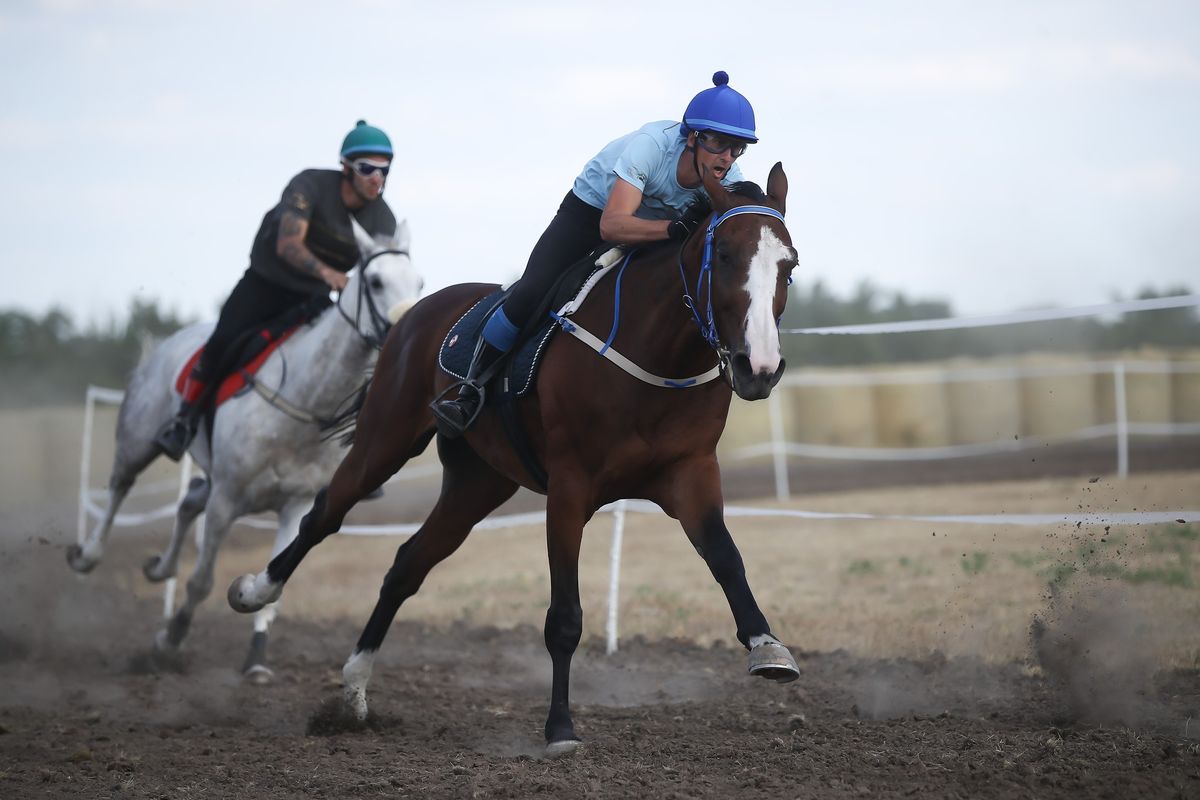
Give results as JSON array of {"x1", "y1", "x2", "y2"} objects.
[
  {"x1": 246, "y1": 247, "x2": 405, "y2": 425},
  {"x1": 335, "y1": 247, "x2": 409, "y2": 350}
]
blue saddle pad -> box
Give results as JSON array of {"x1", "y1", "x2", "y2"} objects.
[{"x1": 438, "y1": 290, "x2": 558, "y2": 399}]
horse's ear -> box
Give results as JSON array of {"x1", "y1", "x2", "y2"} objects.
[
  {"x1": 766, "y1": 162, "x2": 787, "y2": 216},
  {"x1": 388, "y1": 219, "x2": 412, "y2": 252},
  {"x1": 350, "y1": 216, "x2": 377, "y2": 255},
  {"x1": 700, "y1": 165, "x2": 733, "y2": 214}
]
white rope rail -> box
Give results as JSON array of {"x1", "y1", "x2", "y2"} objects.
[{"x1": 782, "y1": 293, "x2": 1200, "y2": 335}]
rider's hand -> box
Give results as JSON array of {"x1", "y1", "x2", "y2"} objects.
[
  {"x1": 667, "y1": 196, "x2": 713, "y2": 242},
  {"x1": 320, "y1": 266, "x2": 349, "y2": 292}
]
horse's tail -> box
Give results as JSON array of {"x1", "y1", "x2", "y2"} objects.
[{"x1": 320, "y1": 375, "x2": 373, "y2": 447}]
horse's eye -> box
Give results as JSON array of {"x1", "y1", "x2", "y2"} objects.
[{"x1": 369, "y1": 276, "x2": 384, "y2": 291}]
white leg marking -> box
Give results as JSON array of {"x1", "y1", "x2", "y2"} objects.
[
  {"x1": 742, "y1": 225, "x2": 788, "y2": 375},
  {"x1": 343, "y1": 649, "x2": 376, "y2": 721},
  {"x1": 749, "y1": 633, "x2": 782, "y2": 649}
]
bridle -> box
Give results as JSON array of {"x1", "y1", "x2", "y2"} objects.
[
  {"x1": 334, "y1": 247, "x2": 409, "y2": 350},
  {"x1": 677, "y1": 203, "x2": 786, "y2": 378}
]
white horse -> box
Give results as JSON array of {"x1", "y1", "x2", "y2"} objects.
[{"x1": 67, "y1": 218, "x2": 422, "y2": 681}]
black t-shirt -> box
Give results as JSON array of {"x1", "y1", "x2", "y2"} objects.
[{"x1": 248, "y1": 169, "x2": 397, "y2": 295}]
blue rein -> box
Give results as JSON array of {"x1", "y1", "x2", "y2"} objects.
[{"x1": 677, "y1": 204, "x2": 786, "y2": 354}]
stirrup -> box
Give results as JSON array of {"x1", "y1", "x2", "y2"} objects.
[
  {"x1": 429, "y1": 380, "x2": 485, "y2": 438},
  {"x1": 155, "y1": 416, "x2": 196, "y2": 462}
]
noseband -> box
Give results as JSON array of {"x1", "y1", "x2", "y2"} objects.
[
  {"x1": 677, "y1": 204, "x2": 786, "y2": 374},
  {"x1": 336, "y1": 247, "x2": 409, "y2": 349}
]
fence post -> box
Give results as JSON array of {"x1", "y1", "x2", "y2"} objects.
[
  {"x1": 768, "y1": 389, "x2": 790, "y2": 502},
  {"x1": 605, "y1": 500, "x2": 628, "y2": 655},
  {"x1": 1113, "y1": 362, "x2": 1129, "y2": 479},
  {"x1": 77, "y1": 386, "x2": 98, "y2": 547}
]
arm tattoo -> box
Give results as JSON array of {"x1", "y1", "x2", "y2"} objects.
[{"x1": 277, "y1": 210, "x2": 324, "y2": 277}]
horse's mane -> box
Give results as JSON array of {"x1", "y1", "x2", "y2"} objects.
[{"x1": 725, "y1": 181, "x2": 768, "y2": 203}]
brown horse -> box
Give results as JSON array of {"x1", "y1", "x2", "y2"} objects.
[{"x1": 228, "y1": 163, "x2": 799, "y2": 755}]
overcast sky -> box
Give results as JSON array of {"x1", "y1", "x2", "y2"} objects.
[{"x1": 2, "y1": 0, "x2": 1197, "y2": 324}]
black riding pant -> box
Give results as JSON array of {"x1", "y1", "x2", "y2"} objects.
[
  {"x1": 501, "y1": 190, "x2": 604, "y2": 331},
  {"x1": 195, "y1": 269, "x2": 315, "y2": 386}
]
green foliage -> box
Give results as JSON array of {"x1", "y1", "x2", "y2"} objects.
[
  {"x1": 960, "y1": 552, "x2": 989, "y2": 574},
  {"x1": 0, "y1": 300, "x2": 192, "y2": 407},
  {"x1": 846, "y1": 558, "x2": 879, "y2": 576}
]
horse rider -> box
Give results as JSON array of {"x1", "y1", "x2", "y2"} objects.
[
  {"x1": 430, "y1": 71, "x2": 756, "y2": 437},
  {"x1": 155, "y1": 120, "x2": 399, "y2": 461}
]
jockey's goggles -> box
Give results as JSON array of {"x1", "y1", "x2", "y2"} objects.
[
  {"x1": 695, "y1": 132, "x2": 749, "y2": 159},
  {"x1": 349, "y1": 158, "x2": 390, "y2": 178}
]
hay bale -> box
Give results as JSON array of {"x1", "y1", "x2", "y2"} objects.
[
  {"x1": 1018, "y1": 354, "x2": 1096, "y2": 438},
  {"x1": 789, "y1": 371, "x2": 877, "y2": 447},
  {"x1": 945, "y1": 358, "x2": 1022, "y2": 444},
  {"x1": 871, "y1": 365, "x2": 951, "y2": 447}
]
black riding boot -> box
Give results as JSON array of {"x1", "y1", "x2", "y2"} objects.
[
  {"x1": 155, "y1": 401, "x2": 202, "y2": 462},
  {"x1": 430, "y1": 341, "x2": 504, "y2": 438}
]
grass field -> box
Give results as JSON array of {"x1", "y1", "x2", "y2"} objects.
[{"x1": 91, "y1": 469, "x2": 1200, "y2": 669}]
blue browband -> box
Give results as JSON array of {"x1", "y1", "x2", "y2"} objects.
[{"x1": 679, "y1": 204, "x2": 786, "y2": 354}]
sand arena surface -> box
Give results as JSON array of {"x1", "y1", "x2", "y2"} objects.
[{"x1": 2, "y1": 468, "x2": 1199, "y2": 797}]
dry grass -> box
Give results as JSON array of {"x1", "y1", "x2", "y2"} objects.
[{"x1": 117, "y1": 470, "x2": 1200, "y2": 667}]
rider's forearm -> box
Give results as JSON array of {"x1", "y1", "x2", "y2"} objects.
[
  {"x1": 277, "y1": 239, "x2": 333, "y2": 279},
  {"x1": 598, "y1": 213, "x2": 672, "y2": 244}
]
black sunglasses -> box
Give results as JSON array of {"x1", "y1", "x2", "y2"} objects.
[
  {"x1": 695, "y1": 132, "x2": 749, "y2": 159},
  {"x1": 350, "y1": 158, "x2": 390, "y2": 178}
]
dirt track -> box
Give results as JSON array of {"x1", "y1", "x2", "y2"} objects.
[
  {"x1": 2, "y1": 584, "x2": 1199, "y2": 799},
  {"x1": 3, "y1": 443, "x2": 1200, "y2": 798}
]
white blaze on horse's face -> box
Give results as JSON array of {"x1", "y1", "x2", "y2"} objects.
[{"x1": 742, "y1": 224, "x2": 794, "y2": 375}]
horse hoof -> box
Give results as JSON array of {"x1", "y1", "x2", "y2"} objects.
[
  {"x1": 243, "y1": 664, "x2": 275, "y2": 685},
  {"x1": 142, "y1": 554, "x2": 175, "y2": 583},
  {"x1": 748, "y1": 641, "x2": 800, "y2": 683},
  {"x1": 153, "y1": 629, "x2": 179, "y2": 655},
  {"x1": 227, "y1": 574, "x2": 276, "y2": 613},
  {"x1": 65, "y1": 545, "x2": 97, "y2": 574},
  {"x1": 544, "y1": 739, "x2": 582, "y2": 758}
]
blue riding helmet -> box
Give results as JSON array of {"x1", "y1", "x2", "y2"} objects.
[
  {"x1": 340, "y1": 120, "x2": 393, "y2": 159},
  {"x1": 682, "y1": 71, "x2": 757, "y2": 143}
]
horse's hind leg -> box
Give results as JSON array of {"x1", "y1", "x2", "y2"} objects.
[
  {"x1": 228, "y1": 424, "x2": 436, "y2": 614},
  {"x1": 142, "y1": 475, "x2": 210, "y2": 582},
  {"x1": 66, "y1": 436, "x2": 161, "y2": 573},
  {"x1": 342, "y1": 434, "x2": 517, "y2": 721},
  {"x1": 658, "y1": 457, "x2": 799, "y2": 682},
  {"x1": 154, "y1": 490, "x2": 239, "y2": 653},
  {"x1": 240, "y1": 497, "x2": 308, "y2": 684}
]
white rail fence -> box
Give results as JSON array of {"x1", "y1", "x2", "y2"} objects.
[
  {"x1": 735, "y1": 359, "x2": 1200, "y2": 502},
  {"x1": 76, "y1": 293, "x2": 1200, "y2": 652}
]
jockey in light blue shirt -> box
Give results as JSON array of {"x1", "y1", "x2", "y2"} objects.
[
  {"x1": 432, "y1": 71, "x2": 761, "y2": 437},
  {"x1": 573, "y1": 120, "x2": 746, "y2": 220}
]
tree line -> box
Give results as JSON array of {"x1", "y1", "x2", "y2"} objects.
[{"x1": 1, "y1": 283, "x2": 1195, "y2": 408}]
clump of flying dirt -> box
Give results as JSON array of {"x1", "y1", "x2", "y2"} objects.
[
  {"x1": 1031, "y1": 586, "x2": 1157, "y2": 727},
  {"x1": 305, "y1": 695, "x2": 397, "y2": 736}
]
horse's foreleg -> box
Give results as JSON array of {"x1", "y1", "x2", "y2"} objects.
[
  {"x1": 240, "y1": 498, "x2": 306, "y2": 684},
  {"x1": 155, "y1": 493, "x2": 236, "y2": 653},
  {"x1": 143, "y1": 476, "x2": 210, "y2": 582},
  {"x1": 542, "y1": 479, "x2": 589, "y2": 755},
  {"x1": 343, "y1": 434, "x2": 517, "y2": 720},
  {"x1": 661, "y1": 458, "x2": 799, "y2": 683},
  {"x1": 227, "y1": 427, "x2": 437, "y2": 614}
]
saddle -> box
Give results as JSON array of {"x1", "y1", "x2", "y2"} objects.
[
  {"x1": 437, "y1": 245, "x2": 627, "y2": 488},
  {"x1": 175, "y1": 296, "x2": 331, "y2": 409},
  {"x1": 438, "y1": 245, "x2": 622, "y2": 398}
]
